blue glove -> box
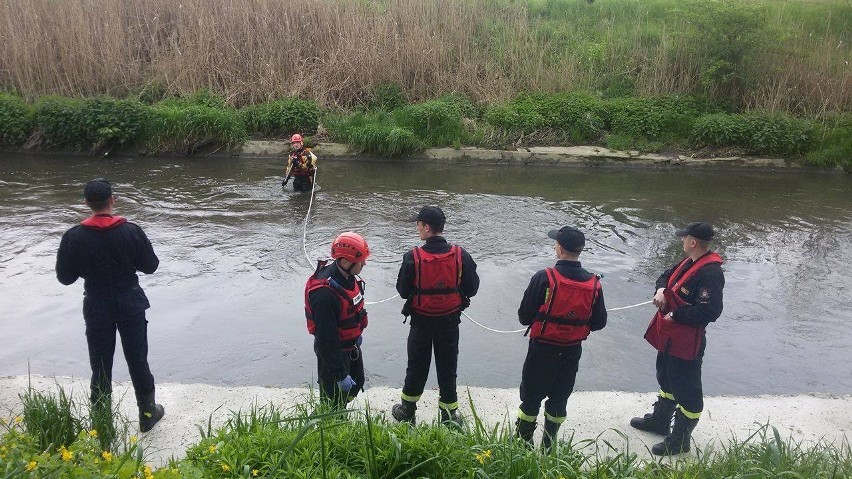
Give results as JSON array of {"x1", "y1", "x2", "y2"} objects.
[
  {"x1": 337, "y1": 375, "x2": 356, "y2": 392},
  {"x1": 356, "y1": 336, "x2": 363, "y2": 347}
]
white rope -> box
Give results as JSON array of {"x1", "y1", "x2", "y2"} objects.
[
  {"x1": 301, "y1": 167, "x2": 320, "y2": 269},
  {"x1": 366, "y1": 293, "x2": 399, "y2": 305},
  {"x1": 461, "y1": 299, "x2": 654, "y2": 334}
]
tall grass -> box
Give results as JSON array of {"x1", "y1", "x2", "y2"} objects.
[{"x1": 0, "y1": 0, "x2": 848, "y2": 114}]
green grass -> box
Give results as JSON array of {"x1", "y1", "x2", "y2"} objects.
[{"x1": 2, "y1": 385, "x2": 851, "y2": 478}]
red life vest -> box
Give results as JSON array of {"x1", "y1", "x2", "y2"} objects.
[
  {"x1": 529, "y1": 268, "x2": 600, "y2": 346},
  {"x1": 289, "y1": 149, "x2": 315, "y2": 177},
  {"x1": 644, "y1": 252, "x2": 723, "y2": 360},
  {"x1": 410, "y1": 245, "x2": 463, "y2": 316},
  {"x1": 81, "y1": 215, "x2": 126, "y2": 230},
  {"x1": 304, "y1": 261, "x2": 368, "y2": 349}
]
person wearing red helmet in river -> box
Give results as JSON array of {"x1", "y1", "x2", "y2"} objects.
[
  {"x1": 282, "y1": 133, "x2": 317, "y2": 192},
  {"x1": 304, "y1": 232, "x2": 370, "y2": 408}
]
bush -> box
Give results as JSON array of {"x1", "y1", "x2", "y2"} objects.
[
  {"x1": 806, "y1": 115, "x2": 852, "y2": 168},
  {"x1": 324, "y1": 112, "x2": 422, "y2": 156},
  {"x1": 394, "y1": 98, "x2": 465, "y2": 147},
  {"x1": 606, "y1": 95, "x2": 702, "y2": 141},
  {"x1": 368, "y1": 83, "x2": 406, "y2": 112},
  {"x1": 693, "y1": 111, "x2": 815, "y2": 155},
  {"x1": 0, "y1": 93, "x2": 34, "y2": 146},
  {"x1": 239, "y1": 98, "x2": 321, "y2": 138},
  {"x1": 33, "y1": 96, "x2": 152, "y2": 151},
  {"x1": 150, "y1": 103, "x2": 247, "y2": 153},
  {"x1": 484, "y1": 92, "x2": 605, "y2": 142}
]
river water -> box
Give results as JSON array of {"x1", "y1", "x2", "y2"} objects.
[{"x1": 1, "y1": 154, "x2": 850, "y2": 396}]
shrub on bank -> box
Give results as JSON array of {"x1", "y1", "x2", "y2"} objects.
[
  {"x1": 394, "y1": 98, "x2": 466, "y2": 147},
  {"x1": 484, "y1": 92, "x2": 605, "y2": 142},
  {"x1": 149, "y1": 103, "x2": 247, "y2": 154},
  {"x1": 325, "y1": 112, "x2": 423, "y2": 157},
  {"x1": 32, "y1": 96, "x2": 153, "y2": 152},
  {"x1": 807, "y1": 114, "x2": 852, "y2": 168},
  {"x1": 0, "y1": 93, "x2": 34, "y2": 147},
  {"x1": 606, "y1": 95, "x2": 703, "y2": 142},
  {"x1": 692, "y1": 111, "x2": 815, "y2": 155},
  {"x1": 239, "y1": 98, "x2": 321, "y2": 138}
]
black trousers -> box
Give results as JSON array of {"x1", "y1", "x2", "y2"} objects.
[
  {"x1": 401, "y1": 322, "x2": 459, "y2": 407},
  {"x1": 316, "y1": 345, "x2": 365, "y2": 409},
  {"x1": 84, "y1": 301, "x2": 155, "y2": 407},
  {"x1": 518, "y1": 341, "x2": 582, "y2": 421},
  {"x1": 656, "y1": 352, "x2": 704, "y2": 414},
  {"x1": 293, "y1": 176, "x2": 313, "y2": 191}
]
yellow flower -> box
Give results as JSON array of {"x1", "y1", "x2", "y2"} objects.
[
  {"x1": 143, "y1": 465, "x2": 154, "y2": 479},
  {"x1": 207, "y1": 444, "x2": 217, "y2": 453},
  {"x1": 60, "y1": 446, "x2": 73, "y2": 462},
  {"x1": 25, "y1": 461, "x2": 37, "y2": 471},
  {"x1": 252, "y1": 469, "x2": 259, "y2": 476},
  {"x1": 101, "y1": 450, "x2": 113, "y2": 462},
  {"x1": 221, "y1": 463, "x2": 230, "y2": 472},
  {"x1": 130, "y1": 435, "x2": 138, "y2": 444},
  {"x1": 475, "y1": 449, "x2": 492, "y2": 464},
  {"x1": 88, "y1": 429, "x2": 98, "y2": 438},
  {"x1": 14, "y1": 416, "x2": 23, "y2": 424}
]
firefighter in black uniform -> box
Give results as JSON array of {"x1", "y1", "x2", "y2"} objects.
[
  {"x1": 391, "y1": 206, "x2": 480, "y2": 426},
  {"x1": 55, "y1": 178, "x2": 165, "y2": 433},
  {"x1": 516, "y1": 226, "x2": 607, "y2": 451},
  {"x1": 631, "y1": 222, "x2": 724, "y2": 455},
  {"x1": 282, "y1": 133, "x2": 317, "y2": 192},
  {"x1": 304, "y1": 232, "x2": 370, "y2": 409}
]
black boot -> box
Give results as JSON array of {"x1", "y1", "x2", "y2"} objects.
[
  {"x1": 630, "y1": 397, "x2": 676, "y2": 436},
  {"x1": 439, "y1": 408, "x2": 463, "y2": 429},
  {"x1": 391, "y1": 399, "x2": 417, "y2": 425},
  {"x1": 652, "y1": 410, "x2": 698, "y2": 456},
  {"x1": 138, "y1": 390, "x2": 165, "y2": 433},
  {"x1": 515, "y1": 418, "x2": 536, "y2": 447},
  {"x1": 541, "y1": 419, "x2": 561, "y2": 452}
]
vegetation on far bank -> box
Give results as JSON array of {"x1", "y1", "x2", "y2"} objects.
[
  {"x1": 1, "y1": 89, "x2": 850, "y2": 168},
  {"x1": 0, "y1": 0, "x2": 849, "y2": 116},
  {"x1": 1, "y1": 384, "x2": 850, "y2": 478}
]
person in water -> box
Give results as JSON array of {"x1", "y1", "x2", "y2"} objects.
[
  {"x1": 283, "y1": 134, "x2": 317, "y2": 191},
  {"x1": 631, "y1": 222, "x2": 724, "y2": 455},
  {"x1": 55, "y1": 178, "x2": 165, "y2": 433}
]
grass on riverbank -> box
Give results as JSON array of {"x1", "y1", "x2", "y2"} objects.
[
  {"x1": 1, "y1": 384, "x2": 851, "y2": 478},
  {"x1": 2, "y1": 89, "x2": 850, "y2": 167},
  {"x1": 0, "y1": 0, "x2": 849, "y2": 115}
]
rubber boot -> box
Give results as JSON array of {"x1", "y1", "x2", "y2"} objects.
[
  {"x1": 651, "y1": 410, "x2": 698, "y2": 456},
  {"x1": 138, "y1": 390, "x2": 165, "y2": 433},
  {"x1": 439, "y1": 407, "x2": 463, "y2": 429},
  {"x1": 391, "y1": 399, "x2": 417, "y2": 425},
  {"x1": 630, "y1": 397, "x2": 676, "y2": 436},
  {"x1": 541, "y1": 419, "x2": 561, "y2": 452},
  {"x1": 515, "y1": 418, "x2": 536, "y2": 447}
]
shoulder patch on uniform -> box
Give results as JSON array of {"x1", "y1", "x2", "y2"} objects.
[{"x1": 698, "y1": 287, "x2": 711, "y2": 302}]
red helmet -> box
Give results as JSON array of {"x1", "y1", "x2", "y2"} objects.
[
  {"x1": 331, "y1": 232, "x2": 370, "y2": 263},
  {"x1": 291, "y1": 134, "x2": 303, "y2": 143}
]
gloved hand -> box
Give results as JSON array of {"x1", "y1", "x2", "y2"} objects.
[
  {"x1": 356, "y1": 336, "x2": 363, "y2": 347},
  {"x1": 281, "y1": 178, "x2": 290, "y2": 186},
  {"x1": 337, "y1": 375, "x2": 356, "y2": 392}
]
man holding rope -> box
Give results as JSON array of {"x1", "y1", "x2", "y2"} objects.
[
  {"x1": 282, "y1": 134, "x2": 317, "y2": 192},
  {"x1": 392, "y1": 206, "x2": 479, "y2": 427},
  {"x1": 632, "y1": 222, "x2": 724, "y2": 455},
  {"x1": 514, "y1": 226, "x2": 607, "y2": 451}
]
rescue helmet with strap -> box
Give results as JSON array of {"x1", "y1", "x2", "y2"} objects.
[
  {"x1": 291, "y1": 133, "x2": 303, "y2": 143},
  {"x1": 331, "y1": 232, "x2": 370, "y2": 263}
]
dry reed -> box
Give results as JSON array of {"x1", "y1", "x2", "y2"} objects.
[{"x1": 0, "y1": 0, "x2": 849, "y2": 114}]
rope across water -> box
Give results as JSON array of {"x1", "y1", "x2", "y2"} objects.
[{"x1": 298, "y1": 168, "x2": 651, "y2": 333}]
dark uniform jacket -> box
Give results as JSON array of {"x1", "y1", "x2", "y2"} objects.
[
  {"x1": 396, "y1": 236, "x2": 480, "y2": 326},
  {"x1": 56, "y1": 215, "x2": 158, "y2": 314},
  {"x1": 655, "y1": 252, "x2": 725, "y2": 327},
  {"x1": 518, "y1": 259, "x2": 607, "y2": 332},
  {"x1": 309, "y1": 263, "x2": 361, "y2": 381}
]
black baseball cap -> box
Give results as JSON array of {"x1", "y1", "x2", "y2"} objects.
[
  {"x1": 675, "y1": 222, "x2": 714, "y2": 241},
  {"x1": 83, "y1": 178, "x2": 113, "y2": 203},
  {"x1": 413, "y1": 206, "x2": 446, "y2": 232},
  {"x1": 547, "y1": 226, "x2": 585, "y2": 253}
]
